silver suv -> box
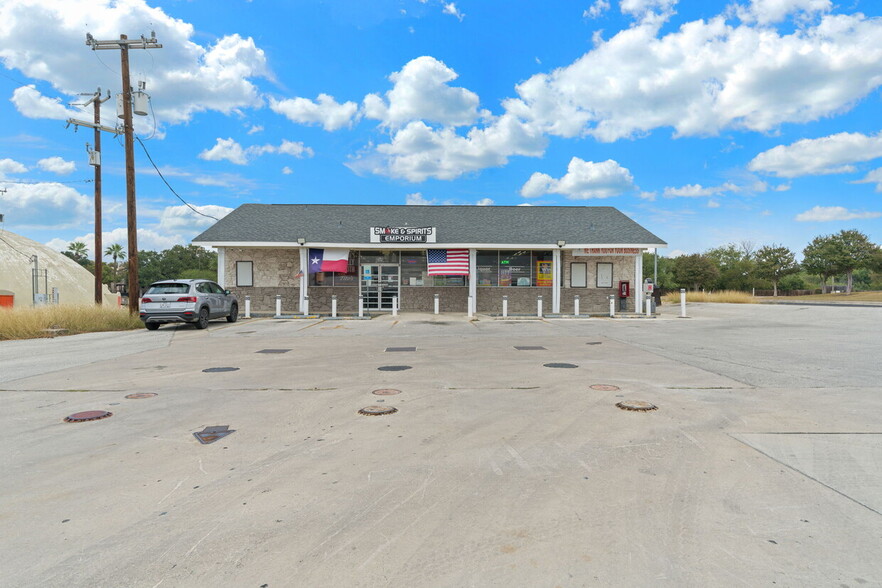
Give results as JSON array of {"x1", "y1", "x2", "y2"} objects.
[{"x1": 140, "y1": 279, "x2": 238, "y2": 330}]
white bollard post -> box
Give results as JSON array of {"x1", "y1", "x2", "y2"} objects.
[
  {"x1": 274, "y1": 294, "x2": 282, "y2": 318},
  {"x1": 358, "y1": 294, "x2": 364, "y2": 318},
  {"x1": 392, "y1": 296, "x2": 398, "y2": 317},
  {"x1": 303, "y1": 295, "x2": 309, "y2": 316},
  {"x1": 434, "y1": 293, "x2": 440, "y2": 315},
  {"x1": 468, "y1": 295, "x2": 474, "y2": 318},
  {"x1": 502, "y1": 295, "x2": 508, "y2": 318},
  {"x1": 537, "y1": 295, "x2": 543, "y2": 318},
  {"x1": 680, "y1": 288, "x2": 687, "y2": 318},
  {"x1": 574, "y1": 295, "x2": 580, "y2": 317},
  {"x1": 331, "y1": 295, "x2": 337, "y2": 318},
  {"x1": 646, "y1": 295, "x2": 652, "y2": 318},
  {"x1": 609, "y1": 294, "x2": 616, "y2": 318},
  {"x1": 244, "y1": 295, "x2": 251, "y2": 319}
]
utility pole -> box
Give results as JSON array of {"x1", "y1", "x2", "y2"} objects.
[
  {"x1": 81, "y1": 88, "x2": 112, "y2": 304},
  {"x1": 84, "y1": 32, "x2": 161, "y2": 314}
]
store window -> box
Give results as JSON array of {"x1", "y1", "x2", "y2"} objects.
[
  {"x1": 401, "y1": 253, "x2": 427, "y2": 286},
  {"x1": 570, "y1": 262, "x2": 587, "y2": 288},
  {"x1": 236, "y1": 261, "x2": 253, "y2": 287},
  {"x1": 477, "y1": 250, "x2": 553, "y2": 287},
  {"x1": 476, "y1": 251, "x2": 498, "y2": 286},
  {"x1": 596, "y1": 262, "x2": 613, "y2": 288},
  {"x1": 309, "y1": 251, "x2": 359, "y2": 286}
]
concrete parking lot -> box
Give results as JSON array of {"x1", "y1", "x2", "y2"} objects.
[{"x1": 1, "y1": 303, "x2": 880, "y2": 587}]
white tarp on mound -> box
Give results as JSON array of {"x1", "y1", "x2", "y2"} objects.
[{"x1": 0, "y1": 230, "x2": 115, "y2": 306}]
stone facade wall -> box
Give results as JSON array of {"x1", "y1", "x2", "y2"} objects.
[{"x1": 218, "y1": 246, "x2": 640, "y2": 314}]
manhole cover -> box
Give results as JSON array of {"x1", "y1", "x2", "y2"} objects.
[
  {"x1": 64, "y1": 410, "x2": 112, "y2": 423},
  {"x1": 125, "y1": 392, "x2": 158, "y2": 399},
  {"x1": 257, "y1": 349, "x2": 292, "y2": 354},
  {"x1": 378, "y1": 365, "x2": 412, "y2": 371},
  {"x1": 236, "y1": 331, "x2": 256, "y2": 335},
  {"x1": 385, "y1": 347, "x2": 416, "y2": 352},
  {"x1": 358, "y1": 406, "x2": 398, "y2": 416},
  {"x1": 202, "y1": 367, "x2": 240, "y2": 373},
  {"x1": 586, "y1": 342, "x2": 602, "y2": 345},
  {"x1": 515, "y1": 346, "x2": 546, "y2": 350},
  {"x1": 591, "y1": 384, "x2": 620, "y2": 391},
  {"x1": 372, "y1": 388, "x2": 402, "y2": 396},
  {"x1": 615, "y1": 400, "x2": 658, "y2": 412},
  {"x1": 544, "y1": 363, "x2": 578, "y2": 369},
  {"x1": 194, "y1": 425, "x2": 235, "y2": 444}
]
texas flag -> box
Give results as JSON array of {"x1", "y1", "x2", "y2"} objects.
[{"x1": 308, "y1": 248, "x2": 350, "y2": 273}]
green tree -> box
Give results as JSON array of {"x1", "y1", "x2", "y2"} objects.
[
  {"x1": 672, "y1": 254, "x2": 719, "y2": 291},
  {"x1": 62, "y1": 241, "x2": 93, "y2": 271},
  {"x1": 754, "y1": 244, "x2": 799, "y2": 296},
  {"x1": 104, "y1": 243, "x2": 126, "y2": 282},
  {"x1": 137, "y1": 245, "x2": 218, "y2": 288},
  {"x1": 830, "y1": 229, "x2": 878, "y2": 293},
  {"x1": 704, "y1": 242, "x2": 755, "y2": 291},
  {"x1": 642, "y1": 252, "x2": 675, "y2": 289},
  {"x1": 802, "y1": 235, "x2": 841, "y2": 293}
]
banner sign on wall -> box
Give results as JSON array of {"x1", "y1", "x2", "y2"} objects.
[
  {"x1": 370, "y1": 226, "x2": 436, "y2": 243},
  {"x1": 573, "y1": 247, "x2": 641, "y2": 256}
]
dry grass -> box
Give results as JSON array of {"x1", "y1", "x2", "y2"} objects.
[
  {"x1": 759, "y1": 291, "x2": 882, "y2": 302},
  {"x1": 662, "y1": 290, "x2": 757, "y2": 304},
  {"x1": 0, "y1": 304, "x2": 143, "y2": 340}
]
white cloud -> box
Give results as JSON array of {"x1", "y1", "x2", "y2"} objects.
[
  {"x1": 734, "y1": 0, "x2": 831, "y2": 25},
  {"x1": 663, "y1": 182, "x2": 739, "y2": 197},
  {"x1": 794, "y1": 206, "x2": 882, "y2": 222},
  {"x1": 707, "y1": 199, "x2": 721, "y2": 208},
  {"x1": 363, "y1": 56, "x2": 486, "y2": 129},
  {"x1": 620, "y1": 0, "x2": 678, "y2": 19},
  {"x1": 584, "y1": 0, "x2": 610, "y2": 19},
  {"x1": 10, "y1": 85, "x2": 79, "y2": 119},
  {"x1": 199, "y1": 138, "x2": 313, "y2": 165},
  {"x1": 0, "y1": 182, "x2": 90, "y2": 228},
  {"x1": 475, "y1": 198, "x2": 494, "y2": 206},
  {"x1": 853, "y1": 168, "x2": 882, "y2": 192},
  {"x1": 46, "y1": 227, "x2": 181, "y2": 257},
  {"x1": 748, "y1": 132, "x2": 882, "y2": 178},
  {"x1": 405, "y1": 192, "x2": 435, "y2": 205},
  {"x1": 638, "y1": 191, "x2": 657, "y2": 201},
  {"x1": 281, "y1": 166, "x2": 293, "y2": 175},
  {"x1": 37, "y1": 156, "x2": 76, "y2": 175},
  {"x1": 442, "y1": 3, "x2": 464, "y2": 21},
  {"x1": 0, "y1": 158, "x2": 28, "y2": 175},
  {"x1": 270, "y1": 94, "x2": 359, "y2": 131},
  {"x1": 503, "y1": 11, "x2": 882, "y2": 142},
  {"x1": 520, "y1": 158, "x2": 636, "y2": 199},
  {"x1": 158, "y1": 204, "x2": 233, "y2": 232},
  {"x1": 354, "y1": 114, "x2": 546, "y2": 182},
  {"x1": 247, "y1": 125, "x2": 263, "y2": 135},
  {"x1": 0, "y1": 1, "x2": 269, "y2": 130}
]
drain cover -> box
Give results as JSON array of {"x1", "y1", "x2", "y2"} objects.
[
  {"x1": 586, "y1": 342, "x2": 602, "y2": 345},
  {"x1": 64, "y1": 410, "x2": 112, "y2": 423},
  {"x1": 385, "y1": 347, "x2": 416, "y2": 352},
  {"x1": 591, "y1": 384, "x2": 620, "y2": 391},
  {"x1": 358, "y1": 406, "x2": 398, "y2": 416},
  {"x1": 194, "y1": 425, "x2": 235, "y2": 444},
  {"x1": 515, "y1": 346, "x2": 546, "y2": 350},
  {"x1": 202, "y1": 367, "x2": 240, "y2": 373},
  {"x1": 544, "y1": 362, "x2": 578, "y2": 369},
  {"x1": 125, "y1": 392, "x2": 158, "y2": 399},
  {"x1": 372, "y1": 388, "x2": 402, "y2": 396},
  {"x1": 615, "y1": 400, "x2": 658, "y2": 412},
  {"x1": 257, "y1": 349, "x2": 292, "y2": 354},
  {"x1": 378, "y1": 365, "x2": 412, "y2": 371}
]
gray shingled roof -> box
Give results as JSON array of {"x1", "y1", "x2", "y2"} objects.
[{"x1": 193, "y1": 204, "x2": 666, "y2": 246}]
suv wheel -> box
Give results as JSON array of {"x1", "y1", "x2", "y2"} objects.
[
  {"x1": 145, "y1": 322, "x2": 160, "y2": 331},
  {"x1": 227, "y1": 303, "x2": 239, "y2": 323},
  {"x1": 196, "y1": 307, "x2": 210, "y2": 329}
]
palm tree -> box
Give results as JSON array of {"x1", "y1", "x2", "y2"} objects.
[
  {"x1": 66, "y1": 241, "x2": 89, "y2": 262},
  {"x1": 105, "y1": 243, "x2": 126, "y2": 281}
]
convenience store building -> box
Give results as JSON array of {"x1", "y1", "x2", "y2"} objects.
[{"x1": 192, "y1": 204, "x2": 666, "y2": 316}]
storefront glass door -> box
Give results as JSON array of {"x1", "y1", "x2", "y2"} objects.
[{"x1": 361, "y1": 264, "x2": 399, "y2": 310}]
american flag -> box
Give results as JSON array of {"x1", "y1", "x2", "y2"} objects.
[{"x1": 427, "y1": 249, "x2": 469, "y2": 275}]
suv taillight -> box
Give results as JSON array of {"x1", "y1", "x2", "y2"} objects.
[
  {"x1": 141, "y1": 297, "x2": 153, "y2": 303},
  {"x1": 177, "y1": 296, "x2": 197, "y2": 302}
]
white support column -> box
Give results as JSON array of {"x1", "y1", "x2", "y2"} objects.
[
  {"x1": 468, "y1": 248, "x2": 477, "y2": 316},
  {"x1": 216, "y1": 248, "x2": 225, "y2": 288},
  {"x1": 635, "y1": 252, "x2": 644, "y2": 314},
  {"x1": 552, "y1": 248, "x2": 561, "y2": 314},
  {"x1": 299, "y1": 247, "x2": 308, "y2": 314}
]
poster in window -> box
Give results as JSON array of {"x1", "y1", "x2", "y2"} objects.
[{"x1": 536, "y1": 261, "x2": 553, "y2": 286}]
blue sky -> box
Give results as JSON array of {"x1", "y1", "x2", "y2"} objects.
[{"x1": 1, "y1": 0, "x2": 881, "y2": 259}]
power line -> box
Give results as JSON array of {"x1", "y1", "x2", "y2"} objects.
[
  {"x1": 0, "y1": 231, "x2": 34, "y2": 261},
  {"x1": 134, "y1": 135, "x2": 221, "y2": 221},
  {"x1": 0, "y1": 179, "x2": 93, "y2": 185}
]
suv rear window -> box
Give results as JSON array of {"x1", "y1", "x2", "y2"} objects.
[{"x1": 146, "y1": 283, "x2": 191, "y2": 295}]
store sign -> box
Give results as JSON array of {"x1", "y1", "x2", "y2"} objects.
[
  {"x1": 573, "y1": 247, "x2": 641, "y2": 256},
  {"x1": 370, "y1": 226, "x2": 437, "y2": 243}
]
